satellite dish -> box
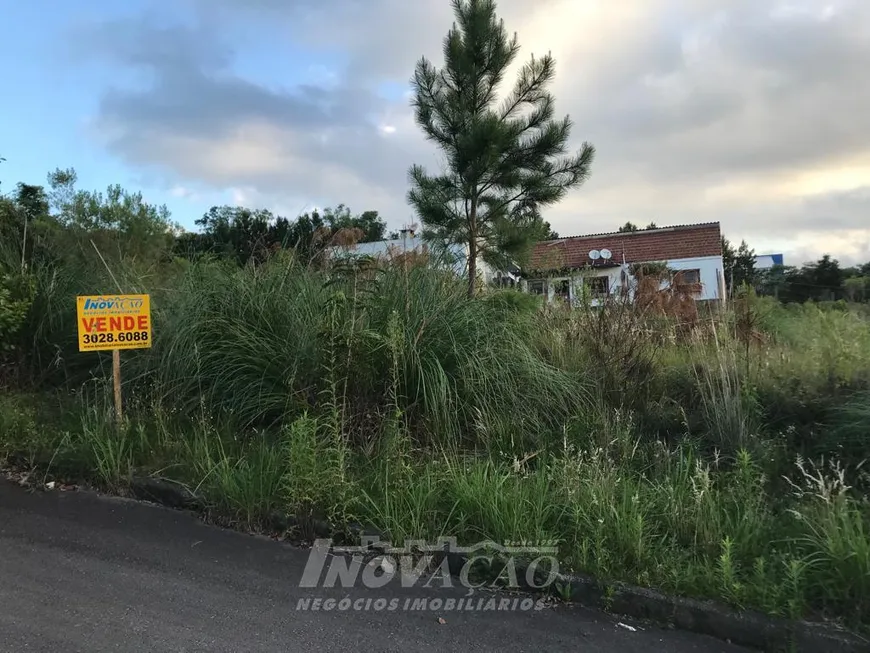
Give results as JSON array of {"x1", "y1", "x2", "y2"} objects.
[
  {"x1": 600, "y1": 248, "x2": 612, "y2": 260},
  {"x1": 588, "y1": 249, "x2": 601, "y2": 260}
]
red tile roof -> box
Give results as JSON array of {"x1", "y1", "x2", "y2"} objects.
[{"x1": 528, "y1": 222, "x2": 722, "y2": 272}]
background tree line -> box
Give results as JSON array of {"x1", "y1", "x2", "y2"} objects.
[
  {"x1": 3, "y1": 166, "x2": 869, "y2": 311},
  {"x1": 1, "y1": 167, "x2": 389, "y2": 272},
  {"x1": 722, "y1": 237, "x2": 870, "y2": 304},
  {"x1": 177, "y1": 203, "x2": 388, "y2": 266}
]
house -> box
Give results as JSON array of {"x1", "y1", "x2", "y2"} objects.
[
  {"x1": 327, "y1": 230, "x2": 517, "y2": 285},
  {"x1": 522, "y1": 222, "x2": 726, "y2": 305},
  {"x1": 754, "y1": 253, "x2": 785, "y2": 270}
]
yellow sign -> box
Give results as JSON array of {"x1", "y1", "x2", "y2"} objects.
[{"x1": 76, "y1": 294, "x2": 152, "y2": 352}]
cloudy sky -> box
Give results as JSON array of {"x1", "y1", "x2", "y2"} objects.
[{"x1": 2, "y1": 0, "x2": 869, "y2": 265}]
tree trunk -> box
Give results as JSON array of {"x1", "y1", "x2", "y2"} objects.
[
  {"x1": 467, "y1": 201, "x2": 478, "y2": 298},
  {"x1": 467, "y1": 237, "x2": 477, "y2": 298}
]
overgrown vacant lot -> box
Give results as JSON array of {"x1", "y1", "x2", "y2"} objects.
[{"x1": 2, "y1": 253, "x2": 869, "y2": 630}]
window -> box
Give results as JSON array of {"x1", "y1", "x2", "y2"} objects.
[
  {"x1": 527, "y1": 280, "x2": 546, "y2": 295},
  {"x1": 554, "y1": 279, "x2": 570, "y2": 302},
  {"x1": 584, "y1": 276, "x2": 610, "y2": 298},
  {"x1": 675, "y1": 269, "x2": 701, "y2": 285}
]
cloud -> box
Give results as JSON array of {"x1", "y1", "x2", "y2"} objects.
[
  {"x1": 169, "y1": 185, "x2": 197, "y2": 200},
  {"x1": 84, "y1": 17, "x2": 426, "y2": 209},
  {"x1": 77, "y1": 0, "x2": 870, "y2": 262}
]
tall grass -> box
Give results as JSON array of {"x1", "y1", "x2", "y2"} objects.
[
  {"x1": 694, "y1": 335, "x2": 759, "y2": 453},
  {"x1": 147, "y1": 257, "x2": 588, "y2": 453},
  {"x1": 2, "y1": 251, "x2": 869, "y2": 629},
  {"x1": 827, "y1": 392, "x2": 870, "y2": 464},
  {"x1": 148, "y1": 257, "x2": 328, "y2": 426}
]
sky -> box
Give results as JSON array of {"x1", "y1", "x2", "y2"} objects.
[{"x1": 1, "y1": 0, "x2": 869, "y2": 266}]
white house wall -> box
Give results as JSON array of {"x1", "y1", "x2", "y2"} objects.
[
  {"x1": 528, "y1": 255, "x2": 725, "y2": 304},
  {"x1": 329, "y1": 238, "x2": 502, "y2": 285},
  {"x1": 666, "y1": 256, "x2": 724, "y2": 301}
]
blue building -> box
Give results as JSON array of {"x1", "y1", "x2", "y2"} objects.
[{"x1": 754, "y1": 253, "x2": 785, "y2": 270}]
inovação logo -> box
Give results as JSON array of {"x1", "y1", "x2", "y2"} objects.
[{"x1": 82, "y1": 296, "x2": 145, "y2": 311}]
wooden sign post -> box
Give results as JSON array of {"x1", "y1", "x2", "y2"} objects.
[
  {"x1": 76, "y1": 294, "x2": 152, "y2": 426},
  {"x1": 113, "y1": 348, "x2": 123, "y2": 423}
]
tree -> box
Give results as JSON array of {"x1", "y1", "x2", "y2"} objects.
[
  {"x1": 15, "y1": 183, "x2": 49, "y2": 219},
  {"x1": 722, "y1": 237, "x2": 756, "y2": 293},
  {"x1": 192, "y1": 205, "x2": 276, "y2": 265},
  {"x1": 770, "y1": 255, "x2": 845, "y2": 303},
  {"x1": 182, "y1": 204, "x2": 387, "y2": 266},
  {"x1": 804, "y1": 254, "x2": 843, "y2": 301},
  {"x1": 324, "y1": 205, "x2": 387, "y2": 243},
  {"x1": 47, "y1": 170, "x2": 175, "y2": 267},
  {"x1": 844, "y1": 276, "x2": 867, "y2": 303},
  {"x1": 617, "y1": 221, "x2": 656, "y2": 233},
  {"x1": 408, "y1": 0, "x2": 595, "y2": 296},
  {"x1": 11, "y1": 184, "x2": 50, "y2": 272},
  {"x1": 286, "y1": 205, "x2": 387, "y2": 263},
  {"x1": 757, "y1": 264, "x2": 790, "y2": 300},
  {"x1": 284, "y1": 209, "x2": 328, "y2": 264}
]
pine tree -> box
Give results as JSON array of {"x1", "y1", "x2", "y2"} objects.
[
  {"x1": 722, "y1": 237, "x2": 757, "y2": 293},
  {"x1": 408, "y1": 0, "x2": 595, "y2": 296}
]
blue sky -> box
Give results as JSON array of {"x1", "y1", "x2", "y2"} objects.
[
  {"x1": 0, "y1": 0, "x2": 352, "y2": 227},
  {"x1": 2, "y1": 0, "x2": 869, "y2": 265},
  {"x1": 2, "y1": 4, "x2": 123, "y2": 195}
]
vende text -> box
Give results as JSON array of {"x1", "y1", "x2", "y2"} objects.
[{"x1": 81, "y1": 316, "x2": 149, "y2": 333}]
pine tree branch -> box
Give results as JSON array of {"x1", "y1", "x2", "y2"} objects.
[
  {"x1": 477, "y1": 142, "x2": 595, "y2": 224},
  {"x1": 499, "y1": 54, "x2": 554, "y2": 122}
]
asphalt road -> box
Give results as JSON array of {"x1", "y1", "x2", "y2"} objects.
[{"x1": 0, "y1": 479, "x2": 750, "y2": 652}]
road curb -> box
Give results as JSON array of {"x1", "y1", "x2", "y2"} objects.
[
  {"x1": 485, "y1": 551, "x2": 866, "y2": 653},
  {"x1": 129, "y1": 476, "x2": 202, "y2": 510},
  {"x1": 560, "y1": 571, "x2": 867, "y2": 652},
  {"x1": 128, "y1": 476, "x2": 333, "y2": 538},
  {"x1": 123, "y1": 480, "x2": 867, "y2": 652}
]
